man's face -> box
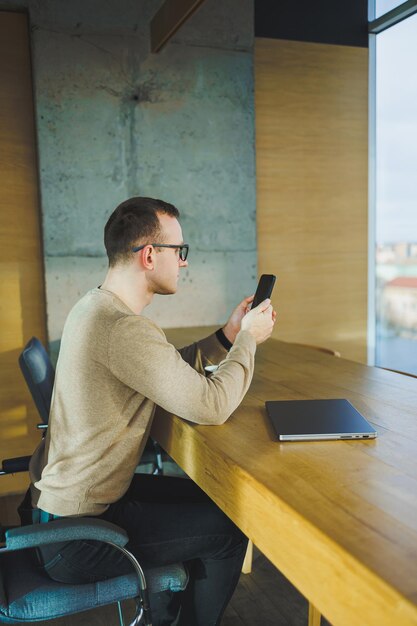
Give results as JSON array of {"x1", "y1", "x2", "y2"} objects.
[{"x1": 149, "y1": 213, "x2": 188, "y2": 295}]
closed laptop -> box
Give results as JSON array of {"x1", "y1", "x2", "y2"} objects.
[{"x1": 265, "y1": 398, "x2": 377, "y2": 441}]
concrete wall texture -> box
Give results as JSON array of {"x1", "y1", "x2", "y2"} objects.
[{"x1": 2, "y1": 0, "x2": 256, "y2": 340}]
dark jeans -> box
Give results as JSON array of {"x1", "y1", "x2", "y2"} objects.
[{"x1": 21, "y1": 474, "x2": 247, "y2": 626}]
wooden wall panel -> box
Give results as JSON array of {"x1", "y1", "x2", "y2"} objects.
[
  {"x1": 0, "y1": 12, "x2": 47, "y2": 495},
  {"x1": 255, "y1": 38, "x2": 368, "y2": 362}
]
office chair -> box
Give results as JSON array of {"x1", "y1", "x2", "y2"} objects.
[
  {"x1": 19, "y1": 336, "x2": 54, "y2": 427},
  {"x1": 0, "y1": 516, "x2": 188, "y2": 625},
  {"x1": 0, "y1": 337, "x2": 188, "y2": 624},
  {"x1": 18, "y1": 337, "x2": 164, "y2": 473}
]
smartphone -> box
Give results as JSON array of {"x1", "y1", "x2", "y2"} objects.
[{"x1": 252, "y1": 274, "x2": 276, "y2": 309}]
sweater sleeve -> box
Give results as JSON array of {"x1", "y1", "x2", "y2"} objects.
[
  {"x1": 108, "y1": 316, "x2": 256, "y2": 425},
  {"x1": 177, "y1": 332, "x2": 229, "y2": 373}
]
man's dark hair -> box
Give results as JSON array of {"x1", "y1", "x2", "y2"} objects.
[{"x1": 104, "y1": 196, "x2": 180, "y2": 267}]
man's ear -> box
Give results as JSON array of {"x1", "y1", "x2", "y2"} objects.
[{"x1": 141, "y1": 244, "x2": 155, "y2": 270}]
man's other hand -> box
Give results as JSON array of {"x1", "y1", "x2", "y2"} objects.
[
  {"x1": 222, "y1": 295, "x2": 255, "y2": 344},
  {"x1": 240, "y1": 299, "x2": 276, "y2": 345}
]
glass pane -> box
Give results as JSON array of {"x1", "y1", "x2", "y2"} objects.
[
  {"x1": 375, "y1": 0, "x2": 408, "y2": 18},
  {"x1": 375, "y1": 14, "x2": 417, "y2": 376}
]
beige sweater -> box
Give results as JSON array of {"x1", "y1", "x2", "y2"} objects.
[{"x1": 30, "y1": 287, "x2": 256, "y2": 516}]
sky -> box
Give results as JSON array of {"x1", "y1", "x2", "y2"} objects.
[
  {"x1": 375, "y1": 10, "x2": 417, "y2": 244},
  {"x1": 375, "y1": 0, "x2": 404, "y2": 18}
]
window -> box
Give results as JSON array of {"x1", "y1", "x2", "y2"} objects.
[
  {"x1": 370, "y1": 3, "x2": 417, "y2": 375},
  {"x1": 375, "y1": 0, "x2": 406, "y2": 18}
]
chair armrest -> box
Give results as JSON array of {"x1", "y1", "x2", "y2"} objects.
[
  {"x1": 1, "y1": 456, "x2": 31, "y2": 474},
  {"x1": 5, "y1": 518, "x2": 129, "y2": 551}
]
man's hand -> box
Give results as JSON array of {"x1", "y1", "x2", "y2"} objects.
[
  {"x1": 222, "y1": 295, "x2": 255, "y2": 344},
  {"x1": 241, "y1": 298, "x2": 276, "y2": 345}
]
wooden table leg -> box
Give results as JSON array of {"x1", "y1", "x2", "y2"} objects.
[
  {"x1": 241, "y1": 539, "x2": 253, "y2": 574},
  {"x1": 308, "y1": 602, "x2": 322, "y2": 626}
]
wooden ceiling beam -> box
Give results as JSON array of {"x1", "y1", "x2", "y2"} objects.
[{"x1": 150, "y1": 0, "x2": 206, "y2": 53}]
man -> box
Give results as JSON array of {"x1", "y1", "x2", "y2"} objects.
[{"x1": 27, "y1": 196, "x2": 276, "y2": 625}]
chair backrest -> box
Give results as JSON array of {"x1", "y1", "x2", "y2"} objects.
[{"x1": 19, "y1": 337, "x2": 55, "y2": 425}]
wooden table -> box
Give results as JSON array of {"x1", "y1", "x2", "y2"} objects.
[{"x1": 151, "y1": 330, "x2": 417, "y2": 626}]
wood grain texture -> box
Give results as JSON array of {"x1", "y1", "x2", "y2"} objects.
[
  {"x1": 0, "y1": 12, "x2": 47, "y2": 496},
  {"x1": 255, "y1": 38, "x2": 368, "y2": 363},
  {"x1": 152, "y1": 329, "x2": 417, "y2": 626}
]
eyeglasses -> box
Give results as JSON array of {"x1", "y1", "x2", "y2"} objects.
[{"x1": 131, "y1": 243, "x2": 189, "y2": 262}]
